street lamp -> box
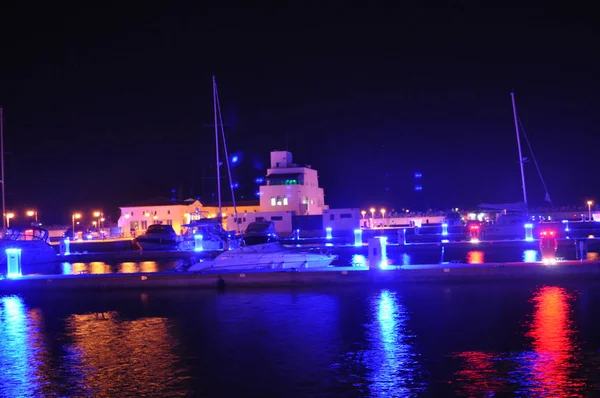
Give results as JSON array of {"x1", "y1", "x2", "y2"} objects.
[
  {"x1": 5, "y1": 212, "x2": 14, "y2": 228},
  {"x1": 369, "y1": 208, "x2": 375, "y2": 228},
  {"x1": 72, "y1": 213, "x2": 81, "y2": 238},
  {"x1": 380, "y1": 208, "x2": 386, "y2": 227},
  {"x1": 361, "y1": 210, "x2": 366, "y2": 220},
  {"x1": 26, "y1": 210, "x2": 38, "y2": 223},
  {"x1": 587, "y1": 200, "x2": 594, "y2": 221}
]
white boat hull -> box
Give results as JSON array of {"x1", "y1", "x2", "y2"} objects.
[{"x1": 188, "y1": 242, "x2": 337, "y2": 272}]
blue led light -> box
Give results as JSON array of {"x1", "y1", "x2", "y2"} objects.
[{"x1": 231, "y1": 155, "x2": 239, "y2": 163}]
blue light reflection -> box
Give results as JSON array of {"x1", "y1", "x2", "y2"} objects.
[
  {"x1": 0, "y1": 295, "x2": 44, "y2": 397},
  {"x1": 523, "y1": 250, "x2": 538, "y2": 263},
  {"x1": 363, "y1": 290, "x2": 426, "y2": 395}
]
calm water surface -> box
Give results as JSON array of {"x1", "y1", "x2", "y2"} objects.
[{"x1": 3, "y1": 282, "x2": 600, "y2": 396}]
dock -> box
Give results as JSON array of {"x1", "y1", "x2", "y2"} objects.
[{"x1": 3, "y1": 261, "x2": 600, "y2": 293}]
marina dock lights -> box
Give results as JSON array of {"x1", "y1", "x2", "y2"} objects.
[
  {"x1": 369, "y1": 208, "x2": 375, "y2": 228},
  {"x1": 326, "y1": 227, "x2": 333, "y2": 240},
  {"x1": 469, "y1": 224, "x2": 480, "y2": 243},
  {"x1": 361, "y1": 210, "x2": 366, "y2": 219},
  {"x1": 380, "y1": 208, "x2": 386, "y2": 227},
  {"x1": 540, "y1": 230, "x2": 558, "y2": 265},
  {"x1": 26, "y1": 210, "x2": 38, "y2": 223},
  {"x1": 5, "y1": 212, "x2": 14, "y2": 228},
  {"x1": 5, "y1": 248, "x2": 22, "y2": 278},
  {"x1": 294, "y1": 229, "x2": 300, "y2": 240},
  {"x1": 72, "y1": 213, "x2": 81, "y2": 236},
  {"x1": 562, "y1": 219, "x2": 570, "y2": 232},
  {"x1": 587, "y1": 200, "x2": 594, "y2": 221},
  {"x1": 441, "y1": 223, "x2": 448, "y2": 236},
  {"x1": 524, "y1": 223, "x2": 534, "y2": 241},
  {"x1": 354, "y1": 229, "x2": 363, "y2": 246},
  {"x1": 194, "y1": 234, "x2": 204, "y2": 251},
  {"x1": 93, "y1": 211, "x2": 101, "y2": 217}
]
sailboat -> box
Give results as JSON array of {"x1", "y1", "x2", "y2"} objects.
[
  {"x1": 184, "y1": 77, "x2": 338, "y2": 271},
  {"x1": 479, "y1": 93, "x2": 552, "y2": 240}
]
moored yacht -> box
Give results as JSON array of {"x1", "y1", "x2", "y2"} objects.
[
  {"x1": 0, "y1": 227, "x2": 58, "y2": 275},
  {"x1": 187, "y1": 221, "x2": 337, "y2": 272},
  {"x1": 133, "y1": 224, "x2": 180, "y2": 251}
]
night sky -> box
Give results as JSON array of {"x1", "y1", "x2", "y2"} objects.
[{"x1": 1, "y1": 4, "x2": 598, "y2": 224}]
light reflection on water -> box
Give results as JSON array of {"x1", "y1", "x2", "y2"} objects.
[
  {"x1": 514, "y1": 286, "x2": 584, "y2": 396},
  {"x1": 64, "y1": 311, "x2": 189, "y2": 396},
  {"x1": 452, "y1": 286, "x2": 586, "y2": 396},
  {"x1": 0, "y1": 296, "x2": 45, "y2": 397},
  {"x1": 338, "y1": 289, "x2": 426, "y2": 397},
  {"x1": 61, "y1": 261, "x2": 160, "y2": 275},
  {"x1": 466, "y1": 251, "x2": 484, "y2": 264},
  {"x1": 523, "y1": 249, "x2": 538, "y2": 263},
  {"x1": 366, "y1": 290, "x2": 425, "y2": 396}
]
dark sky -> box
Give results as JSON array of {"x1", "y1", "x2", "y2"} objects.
[{"x1": 1, "y1": 4, "x2": 598, "y2": 224}]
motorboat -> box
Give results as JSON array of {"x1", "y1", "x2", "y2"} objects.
[
  {"x1": 188, "y1": 242, "x2": 337, "y2": 272},
  {"x1": 187, "y1": 221, "x2": 337, "y2": 272},
  {"x1": 133, "y1": 224, "x2": 180, "y2": 251},
  {"x1": 0, "y1": 227, "x2": 58, "y2": 275},
  {"x1": 242, "y1": 220, "x2": 279, "y2": 245},
  {"x1": 179, "y1": 218, "x2": 241, "y2": 251}
]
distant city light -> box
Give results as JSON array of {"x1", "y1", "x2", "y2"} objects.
[
  {"x1": 255, "y1": 177, "x2": 264, "y2": 184},
  {"x1": 414, "y1": 172, "x2": 422, "y2": 178},
  {"x1": 231, "y1": 155, "x2": 239, "y2": 163},
  {"x1": 414, "y1": 185, "x2": 423, "y2": 191},
  {"x1": 232, "y1": 182, "x2": 239, "y2": 189}
]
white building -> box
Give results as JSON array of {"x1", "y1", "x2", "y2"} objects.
[
  {"x1": 117, "y1": 198, "x2": 260, "y2": 237},
  {"x1": 259, "y1": 151, "x2": 328, "y2": 215}
]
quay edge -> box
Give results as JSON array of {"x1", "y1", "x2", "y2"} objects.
[{"x1": 3, "y1": 261, "x2": 600, "y2": 293}]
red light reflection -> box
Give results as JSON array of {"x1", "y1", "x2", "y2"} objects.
[
  {"x1": 525, "y1": 286, "x2": 583, "y2": 395},
  {"x1": 454, "y1": 351, "x2": 504, "y2": 396},
  {"x1": 467, "y1": 251, "x2": 484, "y2": 264}
]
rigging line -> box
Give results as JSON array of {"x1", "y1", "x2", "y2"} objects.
[
  {"x1": 518, "y1": 117, "x2": 553, "y2": 205},
  {"x1": 215, "y1": 86, "x2": 239, "y2": 233}
]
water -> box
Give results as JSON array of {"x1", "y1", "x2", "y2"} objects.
[{"x1": 3, "y1": 282, "x2": 600, "y2": 396}]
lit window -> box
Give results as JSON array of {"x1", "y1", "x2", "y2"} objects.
[
  {"x1": 270, "y1": 197, "x2": 276, "y2": 206},
  {"x1": 283, "y1": 197, "x2": 288, "y2": 206},
  {"x1": 302, "y1": 196, "x2": 308, "y2": 205},
  {"x1": 276, "y1": 196, "x2": 283, "y2": 206}
]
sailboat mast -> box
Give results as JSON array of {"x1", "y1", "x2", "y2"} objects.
[
  {"x1": 212, "y1": 76, "x2": 222, "y2": 215},
  {"x1": 0, "y1": 107, "x2": 5, "y2": 235},
  {"x1": 510, "y1": 92, "x2": 528, "y2": 211}
]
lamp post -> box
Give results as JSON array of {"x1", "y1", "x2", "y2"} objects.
[
  {"x1": 587, "y1": 200, "x2": 594, "y2": 221},
  {"x1": 26, "y1": 210, "x2": 38, "y2": 223},
  {"x1": 361, "y1": 210, "x2": 366, "y2": 220},
  {"x1": 5, "y1": 212, "x2": 14, "y2": 228},
  {"x1": 72, "y1": 213, "x2": 81, "y2": 238},
  {"x1": 380, "y1": 208, "x2": 386, "y2": 227},
  {"x1": 369, "y1": 208, "x2": 375, "y2": 228}
]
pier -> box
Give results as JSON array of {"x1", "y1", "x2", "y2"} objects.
[{"x1": 3, "y1": 260, "x2": 600, "y2": 293}]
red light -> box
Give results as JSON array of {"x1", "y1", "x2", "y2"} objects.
[{"x1": 470, "y1": 225, "x2": 479, "y2": 230}]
